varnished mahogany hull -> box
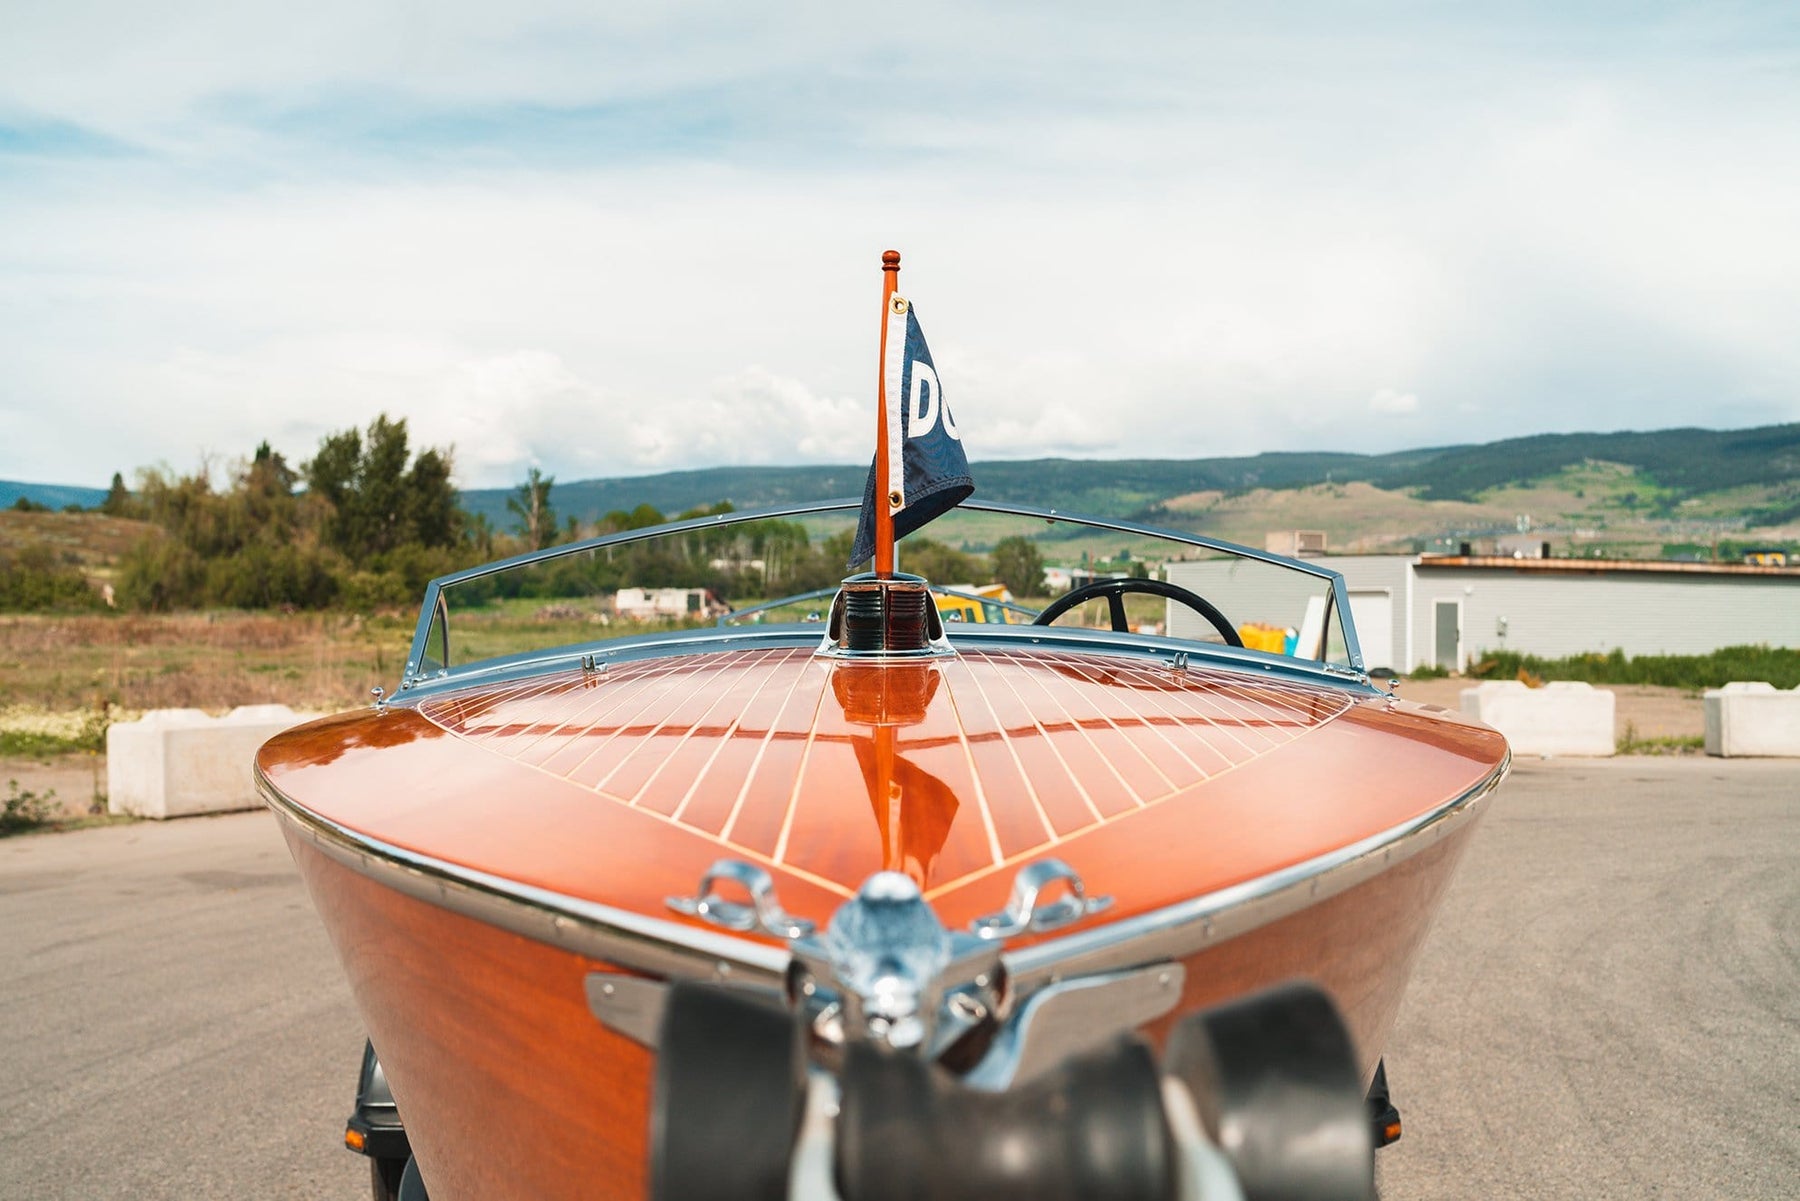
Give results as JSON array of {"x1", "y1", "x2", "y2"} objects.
[
  {"x1": 260, "y1": 642, "x2": 1507, "y2": 1200},
  {"x1": 279, "y1": 808, "x2": 1478, "y2": 1201},
  {"x1": 257, "y1": 648, "x2": 1506, "y2": 943}
]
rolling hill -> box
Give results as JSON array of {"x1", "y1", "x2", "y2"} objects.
[
  {"x1": 9, "y1": 421, "x2": 1797, "y2": 560},
  {"x1": 0, "y1": 480, "x2": 109, "y2": 511},
  {"x1": 458, "y1": 422, "x2": 1800, "y2": 543}
]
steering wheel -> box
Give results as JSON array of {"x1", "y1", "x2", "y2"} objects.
[{"x1": 1032, "y1": 578, "x2": 1243, "y2": 647}]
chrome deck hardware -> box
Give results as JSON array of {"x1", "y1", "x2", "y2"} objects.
[
  {"x1": 970, "y1": 858, "x2": 1113, "y2": 939},
  {"x1": 818, "y1": 572, "x2": 954, "y2": 659},
  {"x1": 666, "y1": 859, "x2": 815, "y2": 940},
  {"x1": 790, "y1": 871, "x2": 1001, "y2": 1052},
  {"x1": 817, "y1": 872, "x2": 951, "y2": 1048}
]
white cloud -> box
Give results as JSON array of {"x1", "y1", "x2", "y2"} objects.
[
  {"x1": 2, "y1": 3, "x2": 1799, "y2": 489},
  {"x1": 1369, "y1": 389, "x2": 1419, "y2": 415}
]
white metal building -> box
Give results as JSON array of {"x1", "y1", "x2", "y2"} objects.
[{"x1": 1281, "y1": 555, "x2": 1800, "y2": 673}]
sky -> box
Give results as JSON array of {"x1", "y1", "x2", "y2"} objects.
[{"x1": 2, "y1": 2, "x2": 1798, "y2": 490}]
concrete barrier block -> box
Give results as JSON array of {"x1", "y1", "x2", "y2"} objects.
[
  {"x1": 1460, "y1": 680, "x2": 1615, "y2": 757},
  {"x1": 107, "y1": 705, "x2": 317, "y2": 819},
  {"x1": 1704, "y1": 682, "x2": 1800, "y2": 757}
]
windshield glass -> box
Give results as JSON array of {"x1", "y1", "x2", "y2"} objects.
[{"x1": 411, "y1": 501, "x2": 1357, "y2": 684}]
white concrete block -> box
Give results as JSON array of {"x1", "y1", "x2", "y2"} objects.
[
  {"x1": 1460, "y1": 679, "x2": 1615, "y2": 757},
  {"x1": 107, "y1": 705, "x2": 317, "y2": 819},
  {"x1": 1704, "y1": 682, "x2": 1800, "y2": 757}
]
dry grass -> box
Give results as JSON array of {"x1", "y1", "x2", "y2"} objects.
[
  {"x1": 0, "y1": 611, "x2": 415, "y2": 712},
  {"x1": 1163, "y1": 481, "x2": 1514, "y2": 552},
  {"x1": 1161, "y1": 468, "x2": 1800, "y2": 555},
  {"x1": 0, "y1": 510, "x2": 161, "y2": 573}
]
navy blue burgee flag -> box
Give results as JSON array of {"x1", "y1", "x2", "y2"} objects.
[{"x1": 849, "y1": 301, "x2": 974, "y2": 567}]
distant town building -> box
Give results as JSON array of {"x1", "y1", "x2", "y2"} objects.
[
  {"x1": 1494, "y1": 534, "x2": 1553, "y2": 560},
  {"x1": 1168, "y1": 552, "x2": 1800, "y2": 674},
  {"x1": 613, "y1": 587, "x2": 728, "y2": 621},
  {"x1": 1265, "y1": 530, "x2": 1328, "y2": 556}
]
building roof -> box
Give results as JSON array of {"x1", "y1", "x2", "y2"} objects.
[{"x1": 1415, "y1": 555, "x2": 1800, "y2": 579}]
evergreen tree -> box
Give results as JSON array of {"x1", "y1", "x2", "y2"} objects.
[
  {"x1": 992, "y1": 535, "x2": 1047, "y2": 597},
  {"x1": 100, "y1": 472, "x2": 134, "y2": 517}
]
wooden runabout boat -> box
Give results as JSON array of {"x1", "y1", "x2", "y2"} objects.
[{"x1": 259, "y1": 255, "x2": 1508, "y2": 1201}]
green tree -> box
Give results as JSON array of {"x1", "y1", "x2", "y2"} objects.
[
  {"x1": 507, "y1": 467, "x2": 557, "y2": 550},
  {"x1": 303, "y1": 416, "x2": 461, "y2": 558},
  {"x1": 467, "y1": 512, "x2": 496, "y2": 560},
  {"x1": 106, "y1": 422, "x2": 467, "y2": 613},
  {"x1": 899, "y1": 537, "x2": 986, "y2": 586},
  {"x1": 403, "y1": 447, "x2": 461, "y2": 550},
  {"x1": 356, "y1": 415, "x2": 413, "y2": 555},
  {"x1": 601, "y1": 503, "x2": 667, "y2": 533},
  {"x1": 100, "y1": 472, "x2": 135, "y2": 517},
  {"x1": 992, "y1": 535, "x2": 1046, "y2": 597},
  {"x1": 303, "y1": 427, "x2": 362, "y2": 553}
]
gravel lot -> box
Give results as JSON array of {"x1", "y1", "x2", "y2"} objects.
[
  {"x1": 2, "y1": 757, "x2": 1794, "y2": 1199},
  {"x1": 1396, "y1": 677, "x2": 1705, "y2": 742}
]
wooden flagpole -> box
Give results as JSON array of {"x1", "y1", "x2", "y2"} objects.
[{"x1": 874, "y1": 249, "x2": 901, "y2": 577}]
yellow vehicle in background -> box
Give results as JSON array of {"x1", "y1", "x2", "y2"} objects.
[
  {"x1": 934, "y1": 582, "x2": 1024, "y2": 625},
  {"x1": 1236, "y1": 622, "x2": 1299, "y2": 655}
]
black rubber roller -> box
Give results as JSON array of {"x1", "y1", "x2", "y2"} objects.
[
  {"x1": 835, "y1": 1034, "x2": 1176, "y2": 1201},
  {"x1": 649, "y1": 982, "x2": 807, "y2": 1201},
  {"x1": 1164, "y1": 981, "x2": 1374, "y2": 1201},
  {"x1": 396, "y1": 1157, "x2": 428, "y2": 1201}
]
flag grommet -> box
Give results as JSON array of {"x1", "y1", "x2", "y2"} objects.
[
  {"x1": 890, "y1": 295, "x2": 910, "y2": 315},
  {"x1": 887, "y1": 490, "x2": 903, "y2": 508}
]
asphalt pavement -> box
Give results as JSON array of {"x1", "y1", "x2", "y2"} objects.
[
  {"x1": 0, "y1": 812, "x2": 365, "y2": 1199},
  {"x1": 1378, "y1": 758, "x2": 1799, "y2": 1200},
  {"x1": 1, "y1": 758, "x2": 1795, "y2": 1200}
]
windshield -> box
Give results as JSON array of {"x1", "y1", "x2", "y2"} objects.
[{"x1": 403, "y1": 500, "x2": 1363, "y2": 689}]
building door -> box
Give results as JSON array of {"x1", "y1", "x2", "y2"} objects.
[
  {"x1": 1433, "y1": 599, "x2": 1462, "y2": 672},
  {"x1": 1347, "y1": 590, "x2": 1393, "y2": 673}
]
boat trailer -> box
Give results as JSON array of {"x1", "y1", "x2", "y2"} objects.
[
  {"x1": 350, "y1": 975, "x2": 1387, "y2": 1201},
  {"x1": 654, "y1": 978, "x2": 1379, "y2": 1201}
]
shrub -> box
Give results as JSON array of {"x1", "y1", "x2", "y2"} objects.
[
  {"x1": 339, "y1": 569, "x2": 412, "y2": 613},
  {"x1": 117, "y1": 536, "x2": 208, "y2": 611},
  {"x1": 1469, "y1": 645, "x2": 1800, "y2": 690},
  {"x1": 205, "y1": 542, "x2": 340, "y2": 609},
  {"x1": 2, "y1": 781, "x2": 55, "y2": 835},
  {"x1": 0, "y1": 546, "x2": 103, "y2": 611}
]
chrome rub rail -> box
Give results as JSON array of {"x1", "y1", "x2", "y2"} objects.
[
  {"x1": 258, "y1": 750, "x2": 1508, "y2": 996},
  {"x1": 256, "y1": 766, "x2": 791, "y2": 988},
  {"x1": 1004, "y1": 751, "x2": 1511, "y2": 988}
]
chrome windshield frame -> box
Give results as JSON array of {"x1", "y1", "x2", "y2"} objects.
[{"x1": 399, "y1": 498, "x2": 1367, "y2": 694}]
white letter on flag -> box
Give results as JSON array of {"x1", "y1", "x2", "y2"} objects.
[{"x1": 909, "y1": 361, "x2": 942, "y2": 436}]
